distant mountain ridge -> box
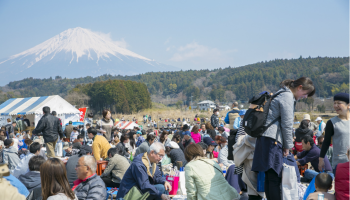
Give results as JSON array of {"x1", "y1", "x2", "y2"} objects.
[
  {"x1": 0, "y1": 27, "x2": 174, "y2": 85},
  {"x1": 1, "y1": 57, "x2": 348, "y2": 105}
]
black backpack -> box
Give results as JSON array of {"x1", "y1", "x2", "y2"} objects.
[{"x1": 242, "y1": 91, "x2": 286, "y2": 138}]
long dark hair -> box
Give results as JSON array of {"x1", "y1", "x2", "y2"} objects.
[
  {"x1": 128, "y1": 131, "x2": 136, "y2": 148},
  {"x1": 40, "y1": 158, "x2": 75, "y2": 200},
  {"x1": 280, "y1": 77, "x2": 315, "y2": 97},
  {"x1": 159, "y1": 131, "x2": 169, "y2": 143}
]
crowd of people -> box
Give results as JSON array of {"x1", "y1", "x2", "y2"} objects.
[{"x1": 0, "y1": 76, "x2": 349, "y2": 200}]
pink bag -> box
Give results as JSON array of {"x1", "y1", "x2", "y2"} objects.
[{"x1": 166, "y1": 175, "x2": 179, "y2": 195}]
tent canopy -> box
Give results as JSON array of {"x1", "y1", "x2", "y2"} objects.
[
  {"x1": 0, "y1": 95, "x2": 79, "y2": 116},
  {"x1": 115, "y1": 121, "x2": 139, "y2": 129}
]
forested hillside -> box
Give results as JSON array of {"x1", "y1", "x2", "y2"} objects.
[{"x1": 1, "y1": 56, "x2": 348, "y2": 105}]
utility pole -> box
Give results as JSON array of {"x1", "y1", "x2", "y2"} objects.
[{"x1": 190, "y1": 96, "x2": 193, "y2": 110}]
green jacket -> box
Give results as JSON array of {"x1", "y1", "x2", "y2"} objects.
[
  {"x1": 100, "y1": 154, "x2": 130, "y2": 183},
  {"x1": 185, "y1": 158, "x2": 240, "y2": 200}
]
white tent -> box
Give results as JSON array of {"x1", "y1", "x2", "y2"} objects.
[
  {"x1": 115, "y1": 121, "x2": 139, "y2": 129},
  {"x1": 0, "y1": 95, "x2": 80, "y2": 126}
]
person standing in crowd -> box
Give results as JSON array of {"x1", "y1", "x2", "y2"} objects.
[
  {"x1": 302, "y1": 114, "x2": 318, "y2": 133},
  {"x1": 315, "y1": 117, "x2": 326, "y2": 138},
  {"x1": 224, "y1": 102, "x2": 240, "y2": 130},
  {"x1": 96, "y1": 109, "x2": 115, "y2": 142},
  {"x1": 190, "y1": 125, "x2": 201, "y2": 143},
  {"x1": 100, "y1": 147, "x2": 130, "y2": 188},
  {"x1": 12, "y1": 142, "x2": 42, "y2": 178},
  {"x1": 252, "y1": 77, "x2": 315, "y2": 200},
  {"x1": 2, "y1": 139, "x2": 21, "y2": 171},
  {"x1": 5, "y1": 119, "x2": 15, "y2": 139},
  {"x1": 18, "y1": 155, "x2": 45, "y2": 192},
  {"x1": 64, "y1": 121, "x2": 74, "y2": 140},
  {"x1": 66, "y1": 145, "x2": 93, "y2": 187},
  {"x1": 205, "y1": 122, "x2": 216, "y2": 140},
  {"x1": 165, "y1": 141, "x2": 187, "y2": 167},
  {"x1": 135, "y1": 134, "x2": 156, "y2": 157},
  {"x1": 22, "y1": 115, "x2": 30, "y2": 127},
  {"x1": 295, "y1": 136, "x2": 333, "y2": 181},
  {"x1": 210, "y1": 109, "x2": 220, "y2": 129},
  {"x1": 184, "y1": 143, "x2": 240, "y2": 200},
  {"x1": 40, "y1": 158, "x2": 78, "y2": 200},
  {"x1": 317, "y1": 136, "x2": 333, "y2": 167},
  {"x1": 84, "y1": 113, "x2": 94, "y2": 133},
  {"x1": 117, "y1": 142, "x2": 171, "y2": 200},
  {"x1": 33, "y1": 106, "x2": 63, "y2": 158},
  {"x1": 319, "y1": 92, "x2": 349, "y2": 172},
  {"x1": 233, "y1": 109, "x2": 246, "y2": 130},
  {"x1": 73, "y1": 155, "x2": 106, "y2": 199},
  {"x1": 87, "y1": 127, "x2": 111, "y2": 161},
  {"x1": 294, "y1": 120, "x2": 314, "y2": 152}
]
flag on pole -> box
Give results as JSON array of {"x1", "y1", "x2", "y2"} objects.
[{"x1": 78, "y1": 107, "x2": 88, "y2": 122}]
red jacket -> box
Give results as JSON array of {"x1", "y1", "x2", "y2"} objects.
[{"x1": 335, "y1": 162, "x2": 349, "y2": 200}]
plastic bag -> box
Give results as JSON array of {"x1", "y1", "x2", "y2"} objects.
[{"x1": 282, "y1": 163, "x2": 298, "y2": 200}]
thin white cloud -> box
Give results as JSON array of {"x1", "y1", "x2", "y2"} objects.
[
  {"x1": 95, "y1": 31, "x2": 128, "y2": 49},
  {"x1": 164, "y1": 37, "x2": 171, "y2": 45},
  {"x1": 170, "y1": 42, "x2": 224, "y2": 62}
]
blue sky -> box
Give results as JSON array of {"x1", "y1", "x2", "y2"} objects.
[{"x1": 0, "y1": 0, "x2": 348, "y2": 70}]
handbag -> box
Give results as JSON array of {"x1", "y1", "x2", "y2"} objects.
[{"x1": 123, "y1": 186, "x2": 150, "y2": 200}]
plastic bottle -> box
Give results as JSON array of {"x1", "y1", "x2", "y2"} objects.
[
  {"x1": 130, "y1": 153, "x2": 133, "y2": 162},
  {"x1": 317, "y1": 193, "x2": 324, "y2": 200},
  {"x1": 222, "y1": 166, "x2": 227, "y2": 177}
]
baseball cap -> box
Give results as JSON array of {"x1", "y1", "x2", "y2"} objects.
[
  {"x1": 203, "y1": 137, "x2": 217, "y2": 146},
  {"x1": 4, "y1": 139, "x2": 13, "y2": 146}
]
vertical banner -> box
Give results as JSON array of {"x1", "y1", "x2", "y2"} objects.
[{"x1": 78, "y1": 107, "x2": 87, "y2": 122}]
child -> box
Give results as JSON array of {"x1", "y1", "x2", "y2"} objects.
[
  {"x1": 2, "y1": 139, "x2": 21, "y2": 171},
  {"x1": 306, "y1": 173, "x2": 334, "y2": 200},
  {"x1": 70, "y1": 127, "x2": 79, "y2": 143}
]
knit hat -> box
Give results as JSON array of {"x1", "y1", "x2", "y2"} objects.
[
  {"x1": 4, "y1": 139, "x2": 13, "y2": 146},
  {"x1": 203, "y1": 137, "x2": 217, "y2": 146},
  {"x1": 334, "y1": 92, "x2": 349, "y2": 104},
  {"x1": 79, "y1": 145, "x2": 93, "y2": 156}
]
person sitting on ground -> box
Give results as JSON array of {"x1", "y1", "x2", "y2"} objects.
[
  {"x1": 203, "y1": 137, "x2": 218, "y2": 160},
  {"x1": 172, "y1": 134, "x2": 185, "y2": 152},
  {"x1": 317, "y1": 136, "x2": 333, "y2": 167},
  {"x1": 306, "y1": 173, "x2": 334, "y2": 200},
  {"x1": 117, "y1": 142, "x2": 171, "y2": 200},
  {"x1": 217, "y1": 137, "x2": 234, "y2": 168},
  {"x1": 87, "y1": 127, "x2": 111, "y2": 161},
  {"x1": 12, "y1": 142, "x2": 41, "y2": 178},
  {"x1": 18, "y1": 155, "x2": 45, "y2": 192},
  {"x1": 217, "y1": 127, "x2": 229, "y2": 139},
  {"x1": 135, "y1": 134, "x2": 156, "y2": 157},
  {"x1": 334, "y1": 148, "x2": 349, "y2": 200},
  {"x1": 0, "y1": 164, "x2": 26, "y2": 200},
  {"x1": 182, "y1": 131, "x2": 195, "y2": 149},
  {"x1": 4, "y1": 167, "x2": 30, "y2": 198},
  {"x1": 302, "y1": 114, "x2": 318, "y2": 133},
  {"x1": 66, "y1": 145, "x2": 93, "y2": 187},
  {"x1": 41, "y1": 158, "x2": 78, "y2": 200},
  {"x1": 184, "y1": 143, "x2": 240, "y2": 200},
  {"x1": 136, "y1": 130, "x2": 145, "y2": 147},
  {"x1": 70, "y1": 127, "x2": 80, "y2": 143},
  {"x1": 214, "y1": 135, "x2": 222, "y2": 152},
  {"x1": 165, "y1": 141, "x2": 187, "y2": 167},
  {"x1": 190, "y1": 125, "x2": 201, "y2": 143},
  {"x1": 294, "y1": 120, "x2": 314, "y2": 152},
  {"x1": 159, "y1": 130, "x2": 171, "y2": 146},
  {"x1": 111, "y1": 136, "x2": 120, "y2": 146},
  {"x1": 116, "y1": 134, "x2": 131, "y2": 158},
  {"x1": 2, "y1": 139, "x2": 21, "y2": 171},
  {"x1": 295, "y1": 136, "x2": 333, "y2": 181},
  {"x1": 100, "y1": 147, "x2": 130, "y2": 188},
  {"x1": 9, "y1": 132, "x2": 19, "y2": 152},
  {"x1": 233, "y1": 109, "x2": 246, "y2": 130},
  {"x1": 73, "y1": 155, "x2": 106, "y2": 200}
]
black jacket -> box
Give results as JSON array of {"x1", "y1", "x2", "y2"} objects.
[
  {"x1": 33, "y1": 114, "x2": 63, "y2": 143},
  {"x1": 210, "y1": 114, "x2": 219, "y2": 128},
  {"x1": 295, "y1": 128, "x2": 313, "y2": 143},
  {"x1": 207, "y1": 129, "x2": 217, "y2": 140},
  {"x1": 169, "y1": 148, "x2": 187, "y2": 167}
]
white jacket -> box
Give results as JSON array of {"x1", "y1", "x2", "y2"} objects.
[{"x1": 12, "y1": 153, "x2": 34, "y2": 178}]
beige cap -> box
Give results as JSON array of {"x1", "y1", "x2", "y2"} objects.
[{"x1": 303, "y1": 114, "x2": 311, "y2": 121}]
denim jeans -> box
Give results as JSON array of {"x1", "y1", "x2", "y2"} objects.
[
  {"x1": 146, "y1": 184, "x2": 169, "y2": 200},
  {"x1": 304, "y1": 169, "x2": 334, "y2": 181}
]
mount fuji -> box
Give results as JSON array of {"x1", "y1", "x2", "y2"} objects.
[{"x1": 0, "y1": 27, "x2": 175, "y2": 86}]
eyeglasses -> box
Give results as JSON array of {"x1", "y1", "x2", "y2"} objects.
[
  {"x1": 76, "y1": 164, "x2": 87, "y2": 168},
  {"x1": 156, "y1": 153, "x2": 165, "y2": 159}
]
